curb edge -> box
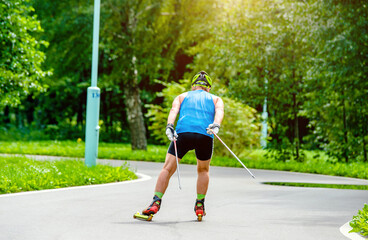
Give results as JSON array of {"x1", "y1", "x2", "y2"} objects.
[{"x1": 340, "y1": 221, "x2": 368, "y2": 240}]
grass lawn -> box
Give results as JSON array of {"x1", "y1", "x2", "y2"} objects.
[
  {"x1": 0, "y1": 140, "x2": 368, "y2": 180},
  {"x1": 0, "y1": 155, "x2": 137, "y2": 194}
]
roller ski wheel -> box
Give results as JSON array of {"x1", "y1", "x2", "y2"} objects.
[
  {"x1": 194, "y1": 198, "x2": 206, "y2": 222},
  {"x1": 133, "y1": 211, "x2": 153, "y2": 221}
]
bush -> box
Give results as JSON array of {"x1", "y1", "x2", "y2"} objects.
[
  {"x1": 350, "y1": 204, "x2": 368, "y2": 236},
  {"x1": 0, "y1": 125, "x2": 50, "y2": 141}
]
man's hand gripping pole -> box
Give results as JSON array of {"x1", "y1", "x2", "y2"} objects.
[{"x1": 208, "y1": 129, "x2": 256, "y2": 179}]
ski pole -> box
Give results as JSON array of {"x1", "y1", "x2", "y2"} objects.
[
  {"x1": 209, "y1": 129, "x2": 256, "y2": 179},
  {"x1": 173, "y1": 138, "x2": 182, "y2": 189}
]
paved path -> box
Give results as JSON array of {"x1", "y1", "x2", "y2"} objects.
[{"x1": 0, "y1": 156, "x2": 367, "y2": 240}]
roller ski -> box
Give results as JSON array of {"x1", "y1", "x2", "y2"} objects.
[
  {"x1": 133, "y1": 195, "x2": 161, "y2": 221},
  {"x1": 133, "y1": 211, "x2": 154, "y2": 221},
  {"x1": 195, "y1": 198, "x2": 206, "y2": 221}
]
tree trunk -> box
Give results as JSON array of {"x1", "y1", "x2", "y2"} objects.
[
  {"x1": 363, "y1": 132, "x2": 367, "y2": 162},
  {"x1": 25, "y1": 95, "x2": 34, "y2": 125},
  {"x1": 124, "y1": 84, "x2": 147, "y2": 150},
  {"x1": 292, "y1": 65, "x2": 300, "y2": 160},
  {"x1": 108, "y1": 92, "x2": 113, "y2": 137},
  {"x1": 342, "y1": 96, "x2": 349, "y2": 162},
  {"x1": 16, "y1": 108, "x2": 23, "y2": 128},
  {"x1": 122, "y1": 11, "x2": 147, "y2": 150},
  {"x1": 103, "y1": 92, "x2": 110, "y2": 135},
  {"x1": 363, "y1": 116, "x2": 367, "y2": 162},
  {"x1": 3, "y1": 106, "x2": 10, "y2": 124},
  {"x1": 293, "y1": 92, "x2": 300, "y2": 160},
  {"x1": 77, "y1": 98, "x2": 84, "y2": 131}
]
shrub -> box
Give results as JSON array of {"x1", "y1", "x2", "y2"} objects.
[{"x1": 350, "y1": 204, "x2": 368, "y2": 237}]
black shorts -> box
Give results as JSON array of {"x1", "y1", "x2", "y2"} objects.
[{"x1": 168, "y1": 132, "x2": 213, "y2": 161}]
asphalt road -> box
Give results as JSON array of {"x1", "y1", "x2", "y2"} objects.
[{"x1": 0, "y1": 157, "x2": 367, "y2": 240}]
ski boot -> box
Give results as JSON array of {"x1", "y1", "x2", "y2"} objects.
[
  {"x1": 194, "y1": 198, "x2": 206, "y2": 221},
  {"x1": 134, "y1": 195, "x2": 162, "y2": 221},
  {"x1": 142, "y1": 195, "x2": 162, "y2": 215}
]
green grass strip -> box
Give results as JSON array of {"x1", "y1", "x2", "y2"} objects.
[
  {"x1": 0, "y1": 156, "x2": 137, "y2": 194},
  {"x1": 263, "y1": 182, "x2": 368, "y2": 190},
  {"x1": 1, "y1": 141, "x2": 368, "y2": 180}
]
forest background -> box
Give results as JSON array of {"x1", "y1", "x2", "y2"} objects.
[{"x1": 1, "y1": 0, "x2": 367, "y2": 164}]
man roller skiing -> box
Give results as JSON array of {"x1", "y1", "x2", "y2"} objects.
[{"x1": 141, "y1": 71, "x2": 224, "y2": 220}]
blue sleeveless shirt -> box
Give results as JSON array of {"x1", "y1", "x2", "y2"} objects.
[{"x1": 176, "y1": 90, "x2": 215, "y2": 138}]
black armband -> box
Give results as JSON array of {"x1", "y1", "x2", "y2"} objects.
[
  {"x1": 212, "y1": 123, "x2": 221, "y2": 129},
  {"x1": 166, "y1": 123, "x2": 174, "y2": 130}
]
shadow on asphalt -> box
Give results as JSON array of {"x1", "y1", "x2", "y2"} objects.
[{"x1": 114, "y1": 219, "x2": 199, "y2": 225}]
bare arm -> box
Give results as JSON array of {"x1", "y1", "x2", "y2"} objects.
[
  {"x1": 214, "y1": 97, "x2": 224, "y2": 125},
  {"x1": 167, "y1": 95, "x2": 182, "y2": 125}
]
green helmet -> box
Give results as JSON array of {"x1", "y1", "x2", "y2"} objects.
[{"x1": 191, "y1": 71, "x2": 212, "y2": 88}]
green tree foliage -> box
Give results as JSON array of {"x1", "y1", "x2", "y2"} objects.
[
  {"x1": 100, "y1": 0, "x2": 168, "y2": 150},
  {"x1": 146, "y1": 79, "x2": 261, "y2": 156},
  {"x1": 4, "y1": 0, "x2": 97, "y2": 140},
  {"x1": 1, "y1": 0, "x2": 366, "y2": 164},
  {"x1": 188, "y1": 0, "x2": 314, "y2": 161},
  {"x1": 99, "y1": 0, "x2": 219, "y2": 149},
  {"x1": 303, "y1": 0, "x2": 368, "y2": 162},
  {"x1": 0, "y1": 0, "x2": 50, "y2": 107},
  {"x1": 188, "y1": 0, "x2": 368, "y2": 162},
  {"x1": 1, "y1": 0, "x2": 130, "y2": 141},
  {"x1": 1, "y1": 0, "x2": 220, "y2": 146},
  {"x1": 31, "y1": 0, "x2": 134, "y2": 142}
]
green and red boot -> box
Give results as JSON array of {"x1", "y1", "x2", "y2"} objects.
[
  {"x1": 194, "y1": 198, "x2": 206, "y2": 221},
  {"x1": 142, "y1": 195, "x2": 162, "y2": 216}
]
